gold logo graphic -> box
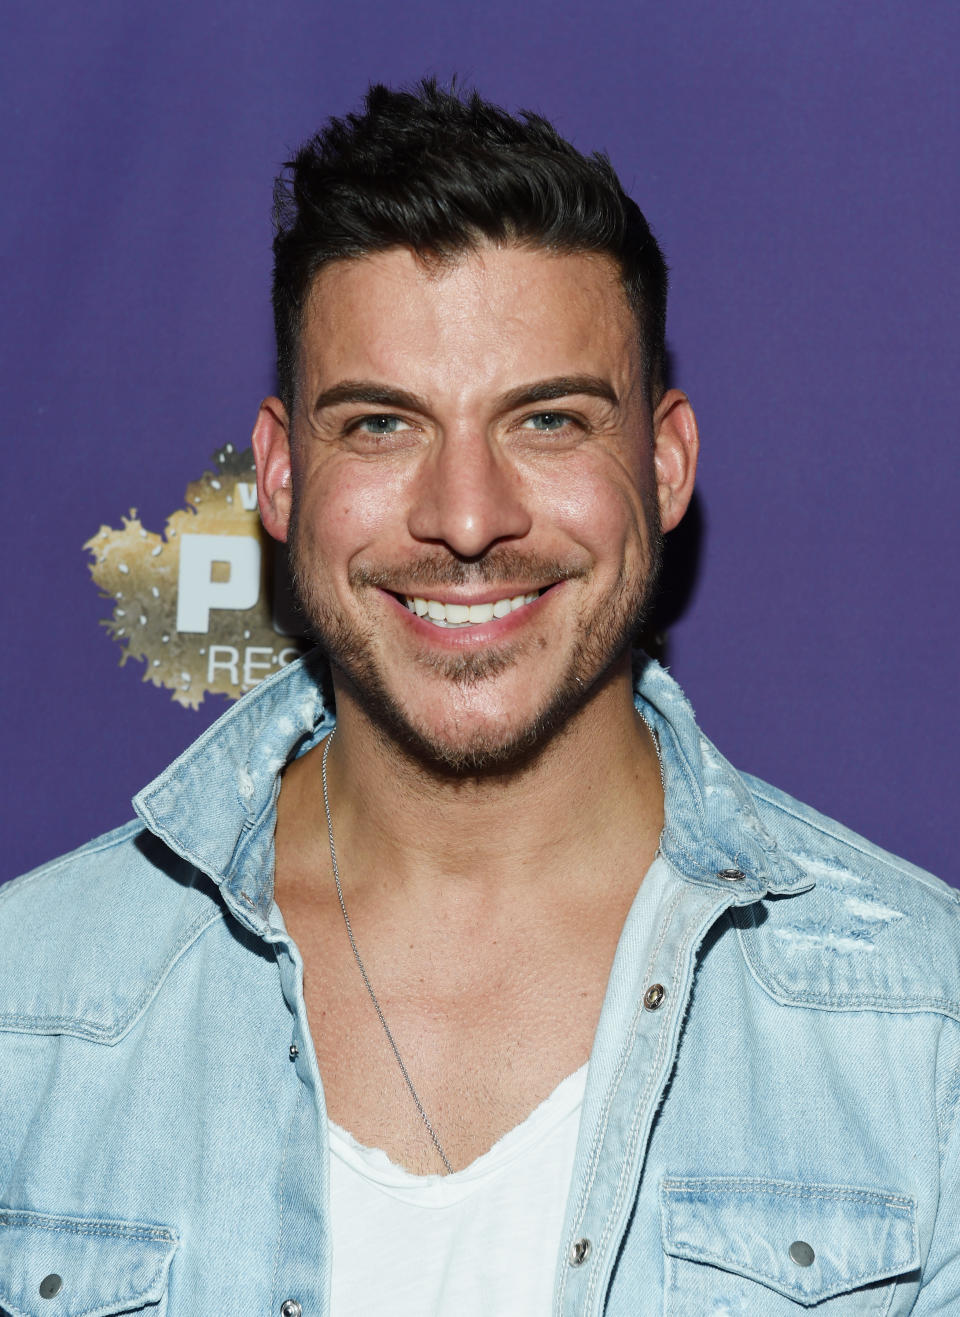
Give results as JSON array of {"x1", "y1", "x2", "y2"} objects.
[{"x1": 86, "y1": 445, "x2": 308, "y2": 708}]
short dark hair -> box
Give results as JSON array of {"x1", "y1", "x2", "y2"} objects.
[{"x1": 272, "y1": 80, "x2": 668, "y2": 413}]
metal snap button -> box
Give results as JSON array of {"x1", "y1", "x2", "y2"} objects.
[
  {"x1": 718, "y1": 867, "x2": 746, "y2": 882},
  {"x1": 569, "y1": 1237, "x2": 591, "y2": 1266},
  {"x1": 39, "y1": 1274, "x2": 63, "y2": 1298},
  {"x1": 643, "y1": 983, "x2": 666, "y2": 1010},
  {"x1": 280, "y1": 1301, "x2": 303, "y2": 1317},
  {"x1": 789, "y1": 1240, "x2": 815, "y2": 1267},
  {"x1": 289, "y1": 1043, "x2": 299, "y2": 1060}
]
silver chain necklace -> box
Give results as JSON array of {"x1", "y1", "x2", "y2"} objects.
[{"x1": 321, "y1": 729, "x2": 454, "y2": 1175}]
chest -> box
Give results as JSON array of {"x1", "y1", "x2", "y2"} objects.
[{"x1": 281, "y1": 883, "x2": 629, "y2": 1173}]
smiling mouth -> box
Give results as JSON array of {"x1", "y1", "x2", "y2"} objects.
[{"x1": 400, "y1": 590, "x2": 546, "y2": 628}]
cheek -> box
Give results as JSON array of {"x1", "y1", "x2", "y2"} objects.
[
  {"x1": 530, "y1": 457, "x2": 653, "y2": 563},
  {"x1": 296, "y1": 457, "x2": 412, "y2": 567}
]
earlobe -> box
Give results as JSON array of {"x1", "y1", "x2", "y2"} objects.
[
  {"x1": 252, "y1": 398, "x2": 294, "y2": 543},
  {"x1": 652, "y1": 390, "x2": 699, "y2": 534}
]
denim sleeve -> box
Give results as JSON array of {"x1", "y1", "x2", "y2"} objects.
[{"x1": 913, "y1": 1018, "x2": 960, "y2": 1312}]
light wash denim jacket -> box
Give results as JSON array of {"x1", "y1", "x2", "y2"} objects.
[{"x1": 3, "y1": 652, "x2": 960, "y2": 1316}]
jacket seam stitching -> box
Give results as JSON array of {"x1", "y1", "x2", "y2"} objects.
[
  {"x1": 660, "y1": 1241, "x2": 913, "y2": 1296},
  {"x1": 734, "y1": 910, "x2": 960, "y2": 1019},
  {"x1": 0, "y1": 821, "x2": 144, "y2": 897},
  {"x1": 661, "y1": 1177, "x2": 915, "y2": 1207},
  {"x1": 270, "y1": 1083, "x2": 303, "y2": 1314},
  {"x1": 0, "y1": 908, "x2": 223, "y2": 1039},
  {"x1": 0, "y1": 1211, "x2": 177, "y2": 1243},
  {"x1": 749, "y1": 785, "x2": 959, "y2": 904}
]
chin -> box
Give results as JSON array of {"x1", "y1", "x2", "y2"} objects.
[
  {"x1": 335, "y1": 652, "x2": 605, "y2": 777},
  {"x1": 378, "y1": 710, "x2": 567, "y2": 777}
]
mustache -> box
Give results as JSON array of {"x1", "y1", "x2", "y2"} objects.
[{"x1": 349, "y1": 549, "x2": 588, "y2": 592}]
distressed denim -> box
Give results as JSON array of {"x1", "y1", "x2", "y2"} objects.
[{"x1": 2, "y1": 651, "x2": 959, "y2": 1315}]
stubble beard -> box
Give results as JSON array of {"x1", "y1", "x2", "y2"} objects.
[{"x1": 289, "y1": 514, "x2": 663, "y2": 777}]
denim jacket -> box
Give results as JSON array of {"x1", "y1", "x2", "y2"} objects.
[{"x1": 2, "y1": 651, "x2": 959, "y2": 1316}]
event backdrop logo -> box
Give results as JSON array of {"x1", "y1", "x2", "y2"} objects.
[{"x1": 86, "y1": 445, "x2": 308, "y2": 708}]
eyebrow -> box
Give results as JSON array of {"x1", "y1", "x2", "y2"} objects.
[
  {"x1": 312, "y1": 381, "x2": 424, "y2": 415},
  {"x1": 499, "y1": 375, "x2": 619, "y2": 411},
  {"x1": 311, "y1": 374, "x2": 619, "y2": 417}
]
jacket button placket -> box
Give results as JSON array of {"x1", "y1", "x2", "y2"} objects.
[
  {"x1": 271, "y1": 939, "x2": 332, "y2": 1316},
  {"x1": 560, "y1": 889, "x2": 725, "y2": 1317}
]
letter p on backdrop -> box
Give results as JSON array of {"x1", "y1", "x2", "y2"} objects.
[{"x1": 176, "y1": 534, "x2": 262, "y2": 633}]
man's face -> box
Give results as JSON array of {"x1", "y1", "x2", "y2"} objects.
[{"x1": 257, "y1": 243, "x2": 693, "y2": 772}]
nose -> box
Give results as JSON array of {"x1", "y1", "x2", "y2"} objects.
[{"x1": 406, "y1": 430, "x2": 532, "y2": 558}]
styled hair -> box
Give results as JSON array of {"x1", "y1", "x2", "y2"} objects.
[{"x1": 272, "y1": 80, "x2": 668, "y2": 413}]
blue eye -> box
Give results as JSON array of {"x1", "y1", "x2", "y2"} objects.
[
  {"x1": 358, "y1": 415, "x2": 406, "y2": 434},
  {"x1": 523, "y1": 412, "x2": 569, "y2": 432}
]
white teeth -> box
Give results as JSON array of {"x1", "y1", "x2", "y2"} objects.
[{"x1": 403, "y1": 591, "x2": 544, "y2": 626}]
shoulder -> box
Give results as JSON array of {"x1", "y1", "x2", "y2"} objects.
[
  {"x1": 735, "y1": 772, "x2": 960, "y2": 1019},
  {"x1": 0, "y1": 822, "x2": 224, "y2": 1042},
  {"x1": 745, "y1": 772, "x2": 957, "y2": 909}
]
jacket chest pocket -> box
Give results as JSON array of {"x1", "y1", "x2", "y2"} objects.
[
  {"x1": 660, "y1": 1177, "x2": 918, "y2": 1314},
  {"x1": 0, "y1": 1208, "x2": 177, "y2": 1317}
]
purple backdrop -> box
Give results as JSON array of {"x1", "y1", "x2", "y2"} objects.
[{"x1": 3, "y1": 0, "x2": 957, "y2": 884}]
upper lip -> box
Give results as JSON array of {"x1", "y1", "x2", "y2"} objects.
[{"x1": 385, "y1": 584, "x2": 553, "y2": 606}]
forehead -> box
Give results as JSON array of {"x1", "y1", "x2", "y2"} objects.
[{"x1": 297, "y1": 243, "x2": 641, "y2": 402}]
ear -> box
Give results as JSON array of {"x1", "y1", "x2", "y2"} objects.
[
  {"x1": 252, "y1": 397, "x2": 293, "y2": 543},
  {"x1": 652, "y1": 390, "x2": 699, "y2": 533}
]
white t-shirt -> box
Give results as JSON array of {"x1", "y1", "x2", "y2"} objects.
[{"x1": 329, "y1": 1062, "x2": 587, "y2": 1315}]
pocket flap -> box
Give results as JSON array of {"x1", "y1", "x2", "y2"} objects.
[
  {"x1": 0, "y1": 1208, "x2": 177, "y2": 1317},
  {"x1": 660, "y1": 1176, "x2": 918, "y2": 1305}
]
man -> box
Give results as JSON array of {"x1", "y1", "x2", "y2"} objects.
[{"x1": 2, "y1": 82, "x2": 958, "y2": 1316}]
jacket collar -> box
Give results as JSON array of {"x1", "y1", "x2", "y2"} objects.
[
  {"x1": 134, "y1": 651, "x2": 334, "y2": 932},
  {"x1": 134, "y1": 649, "x2": 807, "y2": 933},
  {"x1": 632, "y1": 654, "x2": 807, "y2": 900}
]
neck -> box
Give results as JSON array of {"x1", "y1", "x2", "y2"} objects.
[{"x1": 290, "y1": 654, "x2": 663, "y2": 901}]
